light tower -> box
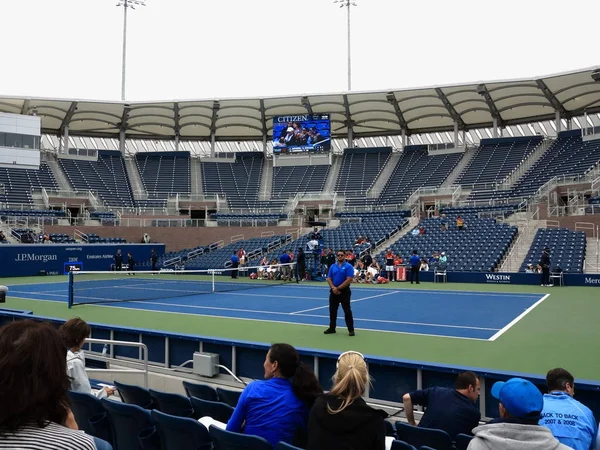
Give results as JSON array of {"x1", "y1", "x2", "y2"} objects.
[
  {"x1": 116, "y1": 0, "x2": 146, "y2": 100},
  {"x1": 334, "y1": 0, "x2": 357, "y2": 91}
]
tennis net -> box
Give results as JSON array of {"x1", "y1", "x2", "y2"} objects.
[{"x1": 67, "y1": 262, "x2": 297, "y2": 307}]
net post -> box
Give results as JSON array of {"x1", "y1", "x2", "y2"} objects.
[
  {"x1": 212, "y1": 270, "x2": 215, "y2": 293},
  {"x1": 67, "y1": 271, "x2": 74, "y2": 309}
]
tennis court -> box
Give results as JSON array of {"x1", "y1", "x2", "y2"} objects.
[{"x1": 7, "y1": 275, "x2": 547, "y2": 341}]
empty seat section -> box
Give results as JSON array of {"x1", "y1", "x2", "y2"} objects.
[
  {"x1": 135, "y1": 151, "x2": 191, "y2": 196},
  {"x1": 335, "y1": 147, "x2": 392, "y2": 193},
  {"x1": 59, "y1": 151, "x2": 134, "y2": 207},
  {"x1": 0, "y1": 163, "x2": 58, "y2": 205},
  {"x1": 272, "y1": 165, "x2": 330, "y2": 197}
]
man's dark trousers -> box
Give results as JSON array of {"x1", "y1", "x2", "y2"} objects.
[
  {"x1": 329, "y1": 287, "x2": 354, "y2": 332},
  {"x1": 410, "y1": 266, "x2": 419, "y2": 283},
  {"x1": 541, "y1": 265, "x2": 550, "y2": 285}
]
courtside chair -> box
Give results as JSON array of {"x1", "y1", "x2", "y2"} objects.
[
  {"x1": 101, "y1": 399, "x2": 158, "y2": 450},
  {"x1": 276, "y1": 442, "x2": 303, "y2": 450},
  {"x1": 67, "y1": 391, "x2": 112, "y2": 444},
  {"x1": 149, "y1": 389, "x2": 194, "y2": 417},
  {"x1": 385, "y1": 419, "x2": 397, "y2": 437},
  {"x1": 216, "y1": 387, "x2": 242, "y2": 407},
  {"x1": 395, "y1": 422, "x2": 453, "y2": 450},
  {"x1": 390, "y1": 440, "x2": 417, "y2": 450},
  {"x1": 113, "y1": 380, "x2": 154, "y2": 409},
  {"x1": 150, "y1": 409, "x2": 212, "y2": 450},
  {"x1": 454, "y1": 433, "x2": 473, "y2": 450},
  {"x1": 182, "y1": 380, "x2": 219, "y2": 401},
  {"x1": 190, "y1": 397, "x2": 235, "y2": 423},
  {"x1": 209, "y1": 425, "x2": 272, "y2": 450}
]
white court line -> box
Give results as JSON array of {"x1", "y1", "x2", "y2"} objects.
[
  {"x1": 488, "y1": 293, "x2": 550, "y2": 341},
  {"x1": 289, "y1": 290, "x2": 401, "y2": 315}
]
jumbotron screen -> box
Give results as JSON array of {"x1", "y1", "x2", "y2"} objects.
[{"x1": 272, "y1": 114, "x2": 331, "y2": 153}]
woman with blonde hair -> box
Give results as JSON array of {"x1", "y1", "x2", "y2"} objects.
[{"x1": 307, "y1": 351, "x2": 388, "y2": 450}]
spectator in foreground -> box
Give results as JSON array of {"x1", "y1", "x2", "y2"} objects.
[
  {"x1": 0, "y1": 320, "x2": 99, "y2": 450},
  {"x1": 469, "y1": 378, "x2": 570, "y2": 450},
  {"x1": 307, "y1": 351, "x2": 389, "y2": 450},
  {"x1": 539, "y1": 368, "x2": 597, "y2": 450},
  {"x1": 59, "y1": 318, "x2": 115, "y2": 399},
  {"x1": 226, "y1": 343, "x2": 323, "y2": 447},
  {"x1": 403, "y1": 371, "x2": 481, "y2": 438}
]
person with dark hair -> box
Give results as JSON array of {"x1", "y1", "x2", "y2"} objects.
[
  {"x1": 225, "y1": 343, "x2": 323, "y2": 447},
  {"x1": 230, "y1": 251, "x2": 239, "y2": 279},
  {"x1": 409, "y1": 250, "x2": 421, "y2": 284},
  {"x1": 470, "y1": 378, "x2": 570, "y2": 450},
  {"x1": 296, "y1": 247, "x2": 306, "y2": 282},
  {"x1": 540, "y1": 247, "x2": 551, "y2": 286},
  {"x1": 539, "y1": 368, "x2": 597, "y2": 450},
  {"x1": 324, "y1": 249, "x2": 355, "y2": 336},
  {"x1": 0, "y1": 320, "x2": 98, "y2": 449},
  {"x1": 307, "y1": 351, "x2": 389, "y2": 450},
  {"x1": 150, "y1": 248, "x2": 158, "y2": 272},
  {"x1": 59, "y1": 318, "x2": 115, "y2": 399},
  {"x1": 403, "y1": 371, "x2": 481, "y2": 438},
  {"x1": 114, "y1": 249, "x2": 123, "y2": 271}
]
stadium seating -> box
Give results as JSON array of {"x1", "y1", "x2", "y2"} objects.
[
  {"x1": 135, "y1": 151, "x2": 191, "y2": 195},
  {"x1": 335, "y1": 147, "x2": 392, "y2": 194},
  {"x1": 0, "y1": 209, "x2": 65, "y2": 218},
  {"x1": 346, "y1": 146, "x2": 463, "y2": 207},
  {"x1": 59, "y1": 151, "x2": 135, "y2": 207},
  {"x1": 84, "y1": 233, "x2": 126, "y2": 244},
  {"x1": 459, "y1": 136, "x2": 543, "y2": 187},
  {"x1": 149, "y1": 389, "x2": 194, "y2": 418},
  {"x1": 521, "y1": 228, "x2": 586, "y2": 274},
  {"x1": 182, "y1": 381, "x2": 219, "y2": 401},
  {"x1": 67, "y1": 391, "x2": 112, "y2": 443},
  {"x1": 210, "y1": 213, "x2": 287, "y2": 226},
  {"x1": 395, "y1": 422, "x2": 453, "y2": 450},
  {"x1": 272, "y1": 165, "x2": 330, "y2": 197},
  {"x1": 379, "y1": 214, "x2": 517, "y2": 272},
  {"x1": 150, "y1": 410, "x2": 212, "y2": 450},
  {"x1": 0, "y1": 163, "x2": 58, "y2": 205}
]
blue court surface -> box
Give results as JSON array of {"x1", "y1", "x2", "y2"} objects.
[{"x1": 8, "y1": 280, "x2": 548, "y2": 341}]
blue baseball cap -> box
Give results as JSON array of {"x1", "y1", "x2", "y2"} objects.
[{"x1": 491, "y1": 378, "x2": 543, "y2": 419}]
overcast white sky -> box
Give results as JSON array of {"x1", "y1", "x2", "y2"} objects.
[{"x1": 1, "y1": 0, "x2": 598, "y2": 102}]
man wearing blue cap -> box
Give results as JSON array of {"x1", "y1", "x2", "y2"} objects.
[
  {"x1": 469, "y1": 378, "x2": 570, "y2": 449},
  {"x1": 539, "y1": 368, "x2": 597, "y2": 450}
]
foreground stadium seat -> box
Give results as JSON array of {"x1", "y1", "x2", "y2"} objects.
[
  {"x1": 216, "y1": 387, "x2": 242, "y2": 407},
  {"x1": 114, "y1": 380, "x2": 154, "y2": 409},
  {"x1": 182, "y1": 380, "x2": 219, "y2": 401},
  {"x1": 454, "y1": 433, "x2": 473, "y2": 450},
  {"x1": 149, "y1": 388, "x2": 194, "y2": 417},
  {"x1": 395, "y1": 422, "x2": 453, "y2": 450},
  {"x1": 390, "y1": 440, "x2": 417, "y2": 450},
  {"x1": 190, "y1": 397, "x2": 235, "y2": 423},
  {"x1": 209, "y1": 425, "x2": 272, "y2": 450},
  {"x1": 276, "y1": 442, "x2": 303, "y2": 450},
  {"x1": 151, "y1": 409, "x2": 212, "y2": 450},
  {"x1": 67, "y1": 391, "x2": 112, "y2": 444},
  {"x1": 101, "y1": 399, "x2": 158, "y2": 450}
]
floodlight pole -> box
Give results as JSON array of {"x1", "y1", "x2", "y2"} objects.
[
  {"x1": 117, "y1": 0, "x2": 146, "y2": 101},
  {"x1": 335, "y1": 0, "x2": 357, "y2": 91}
]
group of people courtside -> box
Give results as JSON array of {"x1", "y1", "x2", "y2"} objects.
[
  {"x1": 2, "y1": 317, "x2": 597, "y2": 450},
  {"x1": 113, "y1": 248, "x2": 159, "y2": 273}
]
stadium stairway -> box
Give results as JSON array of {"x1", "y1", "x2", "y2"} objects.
[
  {"x1": 322, "y1": 154, "x2": 342, "y2": 194},
  {"x1": 125, "y1": 156, "x2": 145, "y2": 200},
  {"x1": 44, "y1": 154, "x2": 72, "y2": 191},
  {"x1": 190, "y1": 157, "x2": 203, "y2": 195},
  {"x1": 502, "y1": 138, "x2": 555, "y2": 189},
  {"x1": 498, "y1": 215, "x2": 546, "y2": 272},
  {"x1": 440, "y1": 147, "x2": 475, "y2": 187},
  {"x1": 585, "y1": 237, "x2": 600, "y2": 274},
  {"x1": 259, "y1": 157, "x2": 273, "y2": 198},
  {"x1": 367, "y1": 151, "x2": 400, "y2": 199},
  {"x1": 374, "y1": 216, "x2": 419, "y2": 252}
]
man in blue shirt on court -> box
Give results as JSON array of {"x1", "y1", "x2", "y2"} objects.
[
  {"x1": 539, "y1": 367, "x2": 598, "y2": 450},
  {"x1": 324, "y1": 249, "x2": 355, "y2": 336},
  {"x1": 409, "y1": 249, "x2": 421, "y2": 284}
]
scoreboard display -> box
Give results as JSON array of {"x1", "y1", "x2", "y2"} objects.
[
  {"x1": 64, "y1": 262, "x2": 83, "y2": 274},
  {"x1": 272, "y1": 114, "x2": 331, "y2": 153}
]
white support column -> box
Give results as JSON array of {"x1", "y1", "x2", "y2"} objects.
[
  {"x1": 401, "y1": 129, "x2": 407, "y2": 149},
  {"x1": 555, "y1": 110, "x2": 562, "y2": 134},
  {"x1": 210, "y1": 133, "x2": 216, "y2": 157},
  {"x1": 453, "y1": 121, "x2": 459, "y2": 147},
  {"x1": 347, "y1": 126, "x2": 353, "y2": 148},
  {"x1": 492, "y1": 117, "x2": 498, "y2": 138},
  {"x1": 62, "y1": 126, "x2": 69, "y2": 154},
  {"x1": 174, "y1": 134, "x2": 180, "y2": 151},
  {"x1": 119, "y1": 130, "x2": 126, "y2": 155},
  {"x1": 461, "y1": 129, "x2": 466, "y2": 146},
  {"x1": 567, "y1": 118, "x2": 572, "y2": 130},
  {"x1": 262, "y1": 135, "x2": 267, "y2": 156}
]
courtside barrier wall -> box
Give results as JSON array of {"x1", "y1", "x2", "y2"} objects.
[
  {"x1": 1, "y1": 309, "x2": 599, "y2": 420},
  {"x1": 415, "y1": 270, "x2": 600, "y2": 286},
  {"x1": 0, "y1": 244, "x2": 166, "y2": 277}
]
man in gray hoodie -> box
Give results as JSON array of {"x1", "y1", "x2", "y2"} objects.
[{"x1": 469, "y1": 378, "x2": 571, "y2": 450}]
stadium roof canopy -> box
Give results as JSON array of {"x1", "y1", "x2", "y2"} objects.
[{"x1": 0, "y1": 67, "x2": 599, "y2": 142}]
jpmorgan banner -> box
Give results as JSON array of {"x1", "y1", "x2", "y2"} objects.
[{"x1": 0, "y1": 244, "x2": 165, "y2": 277}]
